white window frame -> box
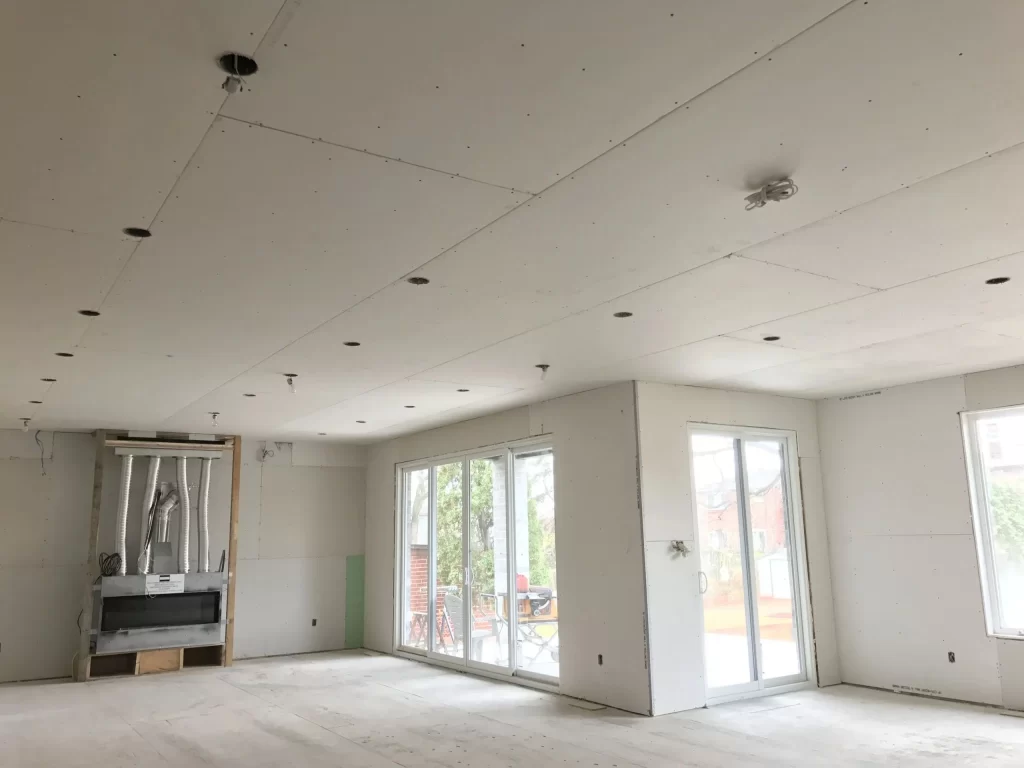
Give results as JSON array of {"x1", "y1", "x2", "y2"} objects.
[
  {"x1": 393, "y1": 435, "x2": 559, "y2": 684},
  {"x1": 962, "y1": 407, "x2": 1024, "y2": 639},
  {"x1": 686, "y1": 423, "x2": 816, "y2": 703}
]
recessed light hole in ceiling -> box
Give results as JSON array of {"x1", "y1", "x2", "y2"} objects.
[
  {"x1": 41, "y1": 378, "x2": 56, "y2": 383},
  {"x1": 613, "y1": 311, "x2": 633, "y2": 318},
  {"x1": 986, "y1": 277, "x2": 1011, "y2": 285},
  {"x1": 78, "y1": 310, "x2": 100, "y2": 317},
  {"x1": 405, "y1": 405, "x2": 415, "y2": 409},
  {"x1": 763, "y1": 335, "x2": 781, "y2": 342},
  {"x1": 407, "y1": 276, "x2": 430, "y2": 285},
  {"x1": 318, "y1": 432, "x2": 327, "y2": 436},
  {"x1": 218, "y1": 52, "x2": 258, "y2": 76},
  {"x1": 56, "y1": 352, "x2": 74, "y2": 357},
  {"x1": 343, "y1": 341, "x2": 361, "y2": 347},
  {"x1": 122, "y1": 227, "x2": 151, "y2": 238},
  {"x1": 356, "y1": 420, "x2": 366, "y2": 424},
  {"x1": 243, "y1": 393, "x2": 256, "y2": 397},
  {"x1": 29, "y1": 400, "x2": 42, "y2": 404},
  {"x1": 457, "y1": 389, "x2": 470, "y2": 392}
]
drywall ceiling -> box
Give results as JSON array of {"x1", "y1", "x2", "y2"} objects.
[{"x1": 4, "y1": 0, "x2": 1024, "y2": 439}]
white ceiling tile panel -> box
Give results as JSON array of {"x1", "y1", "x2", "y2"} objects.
[
  {"x1": 739, "y1": 144, "x2": 1024, "y2": 289},
  {"x1": 728, "y1": 250, "x2": 1024, "y2": 355},
  {"x1": 0, "y1": 0, "x2": 283, "y2": 233},
  {"x1": 280, "y1": 379, "x2": 519, "y2": 439},
  {"x1": 614, "y1": 336, "x2": 813, "y2": 387},
  {"x1": 0, "y1": 221, "x2": 134, "y2": 355},
  {"x1": 222, "y1": 0, "x2": 846, "y2": 192},
  {"x1": 79, "y1": 117, "x2": 527, "y2": 364},
  {"x1": 713, "y1": 327, "x2": 1024, "y2": 400},
  {"x1": 411, "y1": 257, "x2": 868, "y2": 388}
]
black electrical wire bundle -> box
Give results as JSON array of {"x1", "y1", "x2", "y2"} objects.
[{"x1": 98, "y1": 552, "x2": 122, "y2": 576}]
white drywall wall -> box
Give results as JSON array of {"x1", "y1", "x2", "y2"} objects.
[
  {"x1": 218, "y1": 438, "x2": 366, "y2": 660},
  {"x1": 0, "y1": 431, "x2": 365, "y2": 682},
  {"x1": 634, "y1": 381, "x2": 838, "y2": 714},
  {"x1": 818, "y1": 367, "x2": 1024, "y2": 707},
  {"x1": 364, "y1": 383, "x2": 652, "y2": 714},
  {"x1": 0, "y1": 431, "x2": 93, "y2": 683}
]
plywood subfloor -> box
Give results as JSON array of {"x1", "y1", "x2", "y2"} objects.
[{"x1": 1, "y1": 651, "x2": 1021, "y2": 766}]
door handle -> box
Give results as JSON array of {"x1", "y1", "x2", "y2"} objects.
[{"x1": 698, "y1": 571, "x2": 708, "y2": 594}]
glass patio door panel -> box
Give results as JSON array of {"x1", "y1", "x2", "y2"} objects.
[
  {"x1": 691, "y1": 430, "x2": 806, "y2": 697},
  {"x1": 692, "y1": 434, "x2": 755, "y2": 691},
  {"x1": 468, "y1": 456, "x2": 512, "y2": 669},
  {"x1": 744, "y1": 440, "x2": 803, "y2": 683},
  {"x1": 431, "y1": 461, "x2": 464, "y2": 659},
  {"x1": 511, "y1": 447, "x2": 559, "y2": 680},
  {"x1": 401, "y1": 468, "x2": 430, "y2": 650}
]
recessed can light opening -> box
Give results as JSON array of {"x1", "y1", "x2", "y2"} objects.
[
  {"x1": 55, "y1": 352, "x2": 74, "y2": 357},
  {"x1": 457, "y1": 388, "x2": 470, "y2": 392},
  {"x1": 243, "y1": 393, "x2": 256, "y2": 397},
  {"x1": 122, "y1": 227, "x2": 151, "y2": 238},
  {"x1": 986, "y1": 276, "x2": 1011, "y2": 285},
  {"x1": 407, "y1": 276, "x2": 430, "y2": 286},
  {"x1": 343, "y1": 341, "x2": 361, "y2": 347},
  {"x1": 29, "y1": 400, "x2": 42, "y2": 404},
  {"x1": 318, "y1": 432, "x2": 327, "y2": 436},
  {"x1": 613, "y1": 311, "x2": 633, "y2": 318},
  {"x1": 218, "y1": 52, "x2": 258, "y2": 77},
  {"x1": 762, "y1": 335, "x2": 781, "y2": 342},
  {"x1": 283, "y1": 372, "x2": 298, "y2": 378},
  {"x1": 405, "y1": 405, "x2": 415, "y2": 409},
  {"x1": 78, "y1": 309, "x2": 100, "y2": 317},
  {"x1": 41, "y1": 378, "x2": 57, "y2": 383},
  {"x1": 356, "y1": 420, "x2": 366, "y2": 424}
]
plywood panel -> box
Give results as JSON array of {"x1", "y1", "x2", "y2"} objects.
[{"x1": 136, "y1": 648, "x2": 182, "y2": 675}]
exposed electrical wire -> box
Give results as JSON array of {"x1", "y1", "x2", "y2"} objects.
[
  {"x1": 744, "y1": 178, "x2": 798, "y2": 210},
  {"x1": 98, "y1": 552, "x2": 121, "y2": 577},
  {"x1": 33, "y1": 430, "x2": 46, "y2": 476}
]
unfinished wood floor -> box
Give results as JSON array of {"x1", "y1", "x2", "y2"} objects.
[{"x1": 1, "y1": 651, "x2": 1021, "y2": 766}]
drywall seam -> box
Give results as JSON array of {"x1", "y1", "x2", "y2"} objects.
[{"x1": 632, "y1": 380, "x2": 655, "y2": 716}]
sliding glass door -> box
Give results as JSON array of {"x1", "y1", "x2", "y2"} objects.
[
  {"x1": 397, "y1": 442, "x2": 558, "y2": 682},
  {"x1": 691, "y1": 429, "x2": 806, "y2": 697}
]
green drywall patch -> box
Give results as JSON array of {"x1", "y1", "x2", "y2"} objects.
[{"x1": 345, "y1": 554, "x2": 365, "y2": 649}]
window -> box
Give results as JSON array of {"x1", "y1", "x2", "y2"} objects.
[
  {"x1": 963, "y1": 408, "x2": 1024, "y2": 637},
  {"x1": 396, "y1": 441, "x2": 559, "y2": 681}
]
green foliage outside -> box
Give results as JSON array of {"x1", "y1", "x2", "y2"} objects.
[
  {"x1": 428, "y1": 457, "x2": 556, "y2": 595},
  {"x1": 991, "y1": 481, "x2": 1024, "y2": 563}
]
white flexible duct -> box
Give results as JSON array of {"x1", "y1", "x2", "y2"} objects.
[
  {"x1": 156, "y1": 486, "x2": 177, "y2": 545},
  {"x1": 136, "y1": 456, "x2": 161, "y2": 574},
  {"x1": 176, "y1": 457, "x2": 191, "y2": 574},
  {"x1": 114, "y1": 454, "x2": 133, "y2": 575},
  {"x1": 198, "y1": 458, "x2": 212, "y2": 573}
]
